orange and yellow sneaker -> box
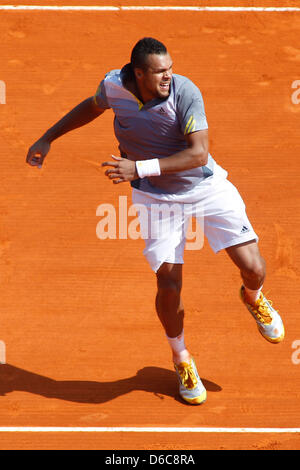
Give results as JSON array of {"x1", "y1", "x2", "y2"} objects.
[
  {"x1": 174, "y1": 358, "x2": 207, "y2": 405},
  {"x1": 240, "y1": 286, "x2": 285, "y2": 343}
]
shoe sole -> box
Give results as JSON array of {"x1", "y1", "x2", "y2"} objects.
[
  {"x1": 258, "y1": 325, "x2": 285, "y2": 343},
  {"x1": 180, "y1": 390, "x2": 207, "y2": 405}
]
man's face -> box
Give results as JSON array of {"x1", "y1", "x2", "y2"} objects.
[{"x1": 136, "y1": 53, "x2": 173, "y2": 101}]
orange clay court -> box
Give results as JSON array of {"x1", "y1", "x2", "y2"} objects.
[{"x1": 0, "y1": 0, "x2": 300, "y2": 450}]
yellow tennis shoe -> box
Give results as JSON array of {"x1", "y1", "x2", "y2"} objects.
[
  {"x1": 240, "y1": 286, "x2": 285, "y2": 343},
  {"x1": 174, "y1": 358, "x2": 207, "y2": 405}
]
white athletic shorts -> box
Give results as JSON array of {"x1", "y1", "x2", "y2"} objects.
[{"x1": 132, "y1": 165, "x2": 258, "y2": 273}]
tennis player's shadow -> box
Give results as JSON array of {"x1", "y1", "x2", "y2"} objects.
[{"x1": 0, "y1": 364, "x2": 221, "y2": 404}]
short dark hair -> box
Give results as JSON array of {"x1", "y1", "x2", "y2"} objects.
[{"x1": 130, "y1": 37, "x2": 167, "y2": 71}]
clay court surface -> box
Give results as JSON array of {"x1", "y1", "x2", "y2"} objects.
[{"x1": 0, "y1": 0, "x2": 300, "y2": 450}]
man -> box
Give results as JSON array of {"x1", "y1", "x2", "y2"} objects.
[{"x1": 26, "y1": 38, "x2": 284, "y2": 405}]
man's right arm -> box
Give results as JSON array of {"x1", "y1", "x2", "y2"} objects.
[{"x1": 26, "y1": 96, "x2": 106, "y2": 168}]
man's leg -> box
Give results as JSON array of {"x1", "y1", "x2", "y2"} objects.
[
  {"x1": 155, "y1": 262, "x2": 183, "y2": 337},
  {"x1": 155, "y1": 262, "x2": 191, "y2": 364},
  {"x1": 226, "y1": 239, "x2": 285, "y2": 343},
  {"x1": 155, "y1": 262, "x2": 207, "y2": 404},
  {"x1": 226, "y1": 239, "x2": 266, "y2": 303}
]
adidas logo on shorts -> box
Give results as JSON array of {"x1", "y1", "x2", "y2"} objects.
[{"x1": 240, "y1": 225, "x2": 250, "y2": 234}]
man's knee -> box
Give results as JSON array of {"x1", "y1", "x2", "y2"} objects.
[
  {"x1": 156, "y1": 263, "x2": 182, "y2": 293},
  {"x1": 241, "y1": 255, "x2": 266, "y2": 282},
  {"x1": 157, "y1": 277, "x2": 182, "y2": 294}
]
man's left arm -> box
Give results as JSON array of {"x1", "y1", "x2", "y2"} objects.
[
  {"x1": 102, "y1": 129, "x2": 209, "y2": 183},
  {"x1": 159, "y1": 79, "x2": 209, "y2": 173},
  {"x1": 159, "y1": 129, "x2": 208, "y2": 173}
]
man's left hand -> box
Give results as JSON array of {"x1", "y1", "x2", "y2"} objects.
[{"x1": 102, "y1": 155, "x2": 138, "y2": 184}]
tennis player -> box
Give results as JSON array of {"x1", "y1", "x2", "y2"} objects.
[{"x1": 26, "y1": 38, "x2": 285, "y2": 405}]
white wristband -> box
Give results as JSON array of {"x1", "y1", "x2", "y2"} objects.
[{"x1": 136, "y1": 158, "x2": 161, "y2": 178}]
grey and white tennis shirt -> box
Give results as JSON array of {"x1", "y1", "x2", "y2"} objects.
[{"x1": 94, "y1": 69, "x2": 216, "y2": 195}]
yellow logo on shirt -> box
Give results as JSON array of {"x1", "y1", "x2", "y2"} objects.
[{"x1": 184, "y1": 115, "x2": 196, "y2": 134}]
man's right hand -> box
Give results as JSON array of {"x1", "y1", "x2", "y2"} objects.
[
  {"x1": 26, "y1": 138, "x2": 51, "y2": 168},
  {"x1": 25, "y1": 97, "x2": 105, "y2": 169}
]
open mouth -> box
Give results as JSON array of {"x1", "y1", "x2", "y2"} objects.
[{"x1": 160, "y1": 82, "x2": 170, "y2": 91}]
